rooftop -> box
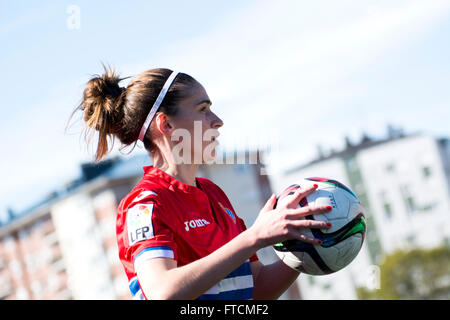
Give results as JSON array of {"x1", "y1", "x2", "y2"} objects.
[
  {"x1": 284, "y1": 126, "x2": 416, "y2": 175},
  {"x1": 1, "y1": 153, "x2": 150, "y2": 229}
]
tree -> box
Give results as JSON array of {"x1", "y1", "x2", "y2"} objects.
[{"x1": 357, "y1": 246, "x2": 450, "y2": 299}]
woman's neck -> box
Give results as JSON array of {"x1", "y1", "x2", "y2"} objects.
[
  {"x1": 164, "y1": 163, "x2": 198, "y2": 187},
  {"x1": 151, "y1": 150, "x2": 198, "y2": 187}
]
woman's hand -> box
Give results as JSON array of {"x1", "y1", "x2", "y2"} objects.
[{"x1": 248, "y1": 184, "x2": 332, "y2": 250}]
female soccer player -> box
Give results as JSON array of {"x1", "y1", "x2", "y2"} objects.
[{"x1": 76, "y1": 67, "x2": 332, "y2": 300}]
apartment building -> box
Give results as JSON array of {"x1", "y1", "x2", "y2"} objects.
[
  {"x1": 0, "y1": 155, "x2": 144, "y2": 299},
  {"x1": 0, "y1": 150, "x2": 274, "y2": 299},
  {"x1": 270, "y1": 132, "x2": 450, "y2": 299}
]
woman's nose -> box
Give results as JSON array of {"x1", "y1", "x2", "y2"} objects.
[{"x1": 211, "y1": 112, "x2": 224, "y2": 129}]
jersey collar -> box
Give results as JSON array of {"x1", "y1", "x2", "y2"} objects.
[{"x1": 143, "y1": 165, "x2": 202, "y2": 194}]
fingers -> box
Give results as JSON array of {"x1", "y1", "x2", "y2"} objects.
[
  {"x1": 261, "y1": 194, "x2": 277, "y2": 213},
  {"x1": 279, "y1": 203, "x2": 332, "y2": 246},
  {"x1": 283, "y1": 226, "x2": 325, "y2": 245},
  {"x1": 297, "y1": 233, "x2": 323, "y2": 246},
  {"x1": 287, "y1": 221, "x2": 330, "y2": 245},
  {"x1": 285, "y1": 184, "x2": 318, "y2": 209},
  {"x1": 290, "y1": 219, "x2": 332, "y2": 230},
  {"x1": 281, "y1": 217, "x2": 331, "y2": 245},
  {"x1": 286, "y1": 204, "x2": 332, "y2": 219}
]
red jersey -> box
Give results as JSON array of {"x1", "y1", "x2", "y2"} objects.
[{"x1": 116, "y1": 165, "x2": 258, "y2": 300}]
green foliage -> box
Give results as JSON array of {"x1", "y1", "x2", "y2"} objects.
[{"x1": 357, "y1": 246, "x2": 450, "y2": 300}]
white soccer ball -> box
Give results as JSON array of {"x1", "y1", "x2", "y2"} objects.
[{"x1": 273, "y1": 177, "x2": 366, "y2": 275}]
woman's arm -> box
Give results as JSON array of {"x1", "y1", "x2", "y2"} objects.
[
  {"x1": 137, "y1": 185, "x2": 331, "y2": 300},
  {"x1": 137, "y1": 228, "x2": 259, "y2": 300},
  {"x1": 251, "y1": 259, "x2": 300, "y2": 300}
]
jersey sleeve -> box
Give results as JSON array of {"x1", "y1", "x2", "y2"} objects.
[{"x1": 123, "y1": 191, "x2": 178, "y2": 272}]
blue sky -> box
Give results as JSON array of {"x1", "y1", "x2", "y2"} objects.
[{"x1": 1, "y1": 0, "x2": 450, "y2": 222}]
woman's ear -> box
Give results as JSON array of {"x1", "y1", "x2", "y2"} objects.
[{"x1": 154, "y1": 112, "x2": 174, "y2": 136}]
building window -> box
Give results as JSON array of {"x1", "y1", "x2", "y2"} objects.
[
  {"x1": 322, "y1": 283, "x2": 332, "y2": 291},
  {"x1": 406, "y1": 234, "x2": 416, "y2": 246},
  {"x1": 422, "y1": 166, "x2": 432, "y2": 178},
  {"x1": 385, "y1": 163, "x2": 396, "y2": 173},
  {"x1": 400, "y1": 185, "x2": 415, "y2": 214},
  {"x1": 379, "y1": 191, "x2": 393, "y2": 220},
  {"x1": 383, "y1": 203, "x2": 392, "y2": 220},
  {"x1": 406, "y1": 197, "x2": 415, "y2": 213},
  {"x1": 347, "y1": 158, "x2": 359, "y2": 172}
]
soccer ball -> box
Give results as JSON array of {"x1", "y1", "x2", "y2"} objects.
[{"x1": 273, "y1": 177, "x2": 366, "y2": 275}]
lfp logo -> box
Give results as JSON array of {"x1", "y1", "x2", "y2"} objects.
[
  {"x1": 219, "y1": 202, "x2": 236, "y2": 223},
  {"x1": 127, "y1": 204, "x2": 154, "y2": 245}
]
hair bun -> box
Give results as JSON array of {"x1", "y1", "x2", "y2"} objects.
[
  {"x1": 80, "y1": 66, "x2": 126, "y2": 161},
  {"x1": 81, "y1": 68, "x2": 124, "y2": 134}
]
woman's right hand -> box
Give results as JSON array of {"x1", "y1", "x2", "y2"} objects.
[{"x1": 248, "y1": 184, "x2": 332, "y2": 250}]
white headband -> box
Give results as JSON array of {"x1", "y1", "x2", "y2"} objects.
[{"x1": 138, "y1": 71, "x2": 179, "y2": 142}]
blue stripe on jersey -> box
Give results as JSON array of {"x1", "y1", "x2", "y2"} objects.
[
  {"x1": 197, "y1": 287, "x2": 254, "y2": 300},
  {"x1": 129, "y1": 278, "x2": 140, "y2": 296},
  {"x1": 134, "y1": 246, "x2": 173, "y2": 259},
  {"x1": 196, "y1": 261, "x2": 254, "y2": 300},
  {"x1": 134, "y1": 246, "x2": 174, "y2": 272}
]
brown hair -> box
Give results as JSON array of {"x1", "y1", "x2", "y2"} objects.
[{"x1": 69, "y1": 66, "x2": 198, "y2": 162}]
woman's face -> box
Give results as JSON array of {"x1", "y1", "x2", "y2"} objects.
[{"x1": 168, "y1": 82, "x2": 223, "y2": 164}]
